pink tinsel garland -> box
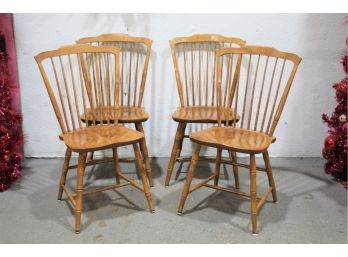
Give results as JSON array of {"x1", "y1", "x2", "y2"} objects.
[{"x1": 0, "y1": 37, "x2": 23, "y2": 191}]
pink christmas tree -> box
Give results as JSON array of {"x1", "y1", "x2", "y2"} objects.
[
  {"x1": 322, "y1": 54, "x2": 348, "y2": 188},
  {"x1": 0, "y1": 35, "x2": 23, "y2": 191}
]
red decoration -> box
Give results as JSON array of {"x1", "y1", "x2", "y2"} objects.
[
  {"x1": 342, "y1": 122, "x2": 348, "y2": 134},
  {"x1": 322, "y1": 53, "x2": 348, "y2": 188},
  {"x1": 334, "y1": 78, "x2": 348, "y2": 99},
  {"x1": 324, "y1": 135, "x2": 337, "y2": 151},
  {"x1": 0, "y1": 33, "x2": 23, "y2": 191}
]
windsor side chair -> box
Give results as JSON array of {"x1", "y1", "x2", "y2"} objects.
[
  {"x1": 35, "y1": 44, "x2": 154, "y2": 233},
  {"x1": 177, "y1": 46, "x2": 301, "y2": 234},
  {"x1": 76, "y1": 34, "x2": 154, "y2": 186},
  {"x1": 165, "y1": 34, "x2": 246, "y2": 187}
]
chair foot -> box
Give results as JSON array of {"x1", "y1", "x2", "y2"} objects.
[
  {"x1": 274, "y1": 201, "x2": 279, "y2": 204},
  {"x1": 75, "y1": 230, "x2": 80, "y2": 234},
  {"x1": 165, "y1": 185, "x2": 169, "y2": 188},
  {"x1": 135, "y1": 123, "x2": 154, "y2": 188},
  {"x1": 57, "y1": 199, "x2": 62, "y2": 202},
  {"x1": 252, "y1": 233, "x2": 258, "y2": 236},
  {"x1": 177, "y1": 212, "x2": 183, "y2": 216},
  {"x1": 133, "y1": 143, "x2": 155, "y2": 212},
  {"x1": 150, "y1": 209, "x2": 155, "y2": 213},
  {"x1": 177, "y1": 144, "x2": 201, "y2": 216},
  {"x1": 150, "y1": 185, "x2": 154, "y2": 188},
  {"x1": 250, "y1": 154, "x2": 258, "y2": 235}
]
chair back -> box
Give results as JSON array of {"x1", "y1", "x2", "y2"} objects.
[
  {"x1": 215, "y1": 46, "x2": 301, "y2": 136},
  {"x1": 170, "y1": 34, "x2": 246, "y2": 107},
  {"x1": 35, "y1": 44, "x2": 120, "y2": 134},
  {"x1": 76, "y1": 34, "x2": 152, "y2": 107}
]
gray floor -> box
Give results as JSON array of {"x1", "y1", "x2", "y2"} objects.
[{"x1": 0, "y1": 156, "x2": 347, "y2": 243}]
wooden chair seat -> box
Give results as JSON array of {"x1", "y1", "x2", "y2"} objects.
[
  {"x1": 172, "y1": 106, "x2": 240, "y2": 123},
  {"x1": 61, "y1": 125, "x2": 144, "y2": 152},
  {"x1": 81, "y1": 106, "x2": 149, "y2": 124},
  {"x1": 190, "y1": 126, "x2": 276, "y2": 154}
]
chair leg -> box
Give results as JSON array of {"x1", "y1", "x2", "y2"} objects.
[
  {"x1": 214, "y1": 148, "x2": 222, "y2": 186},
  {"x1": 133, "y1": 143, "x2": 154, "y2": 212},
  {"x1": 58, "y1": 147, "x2": 72, "y2": 200},
  {"x1": 87, "y1": 151, "x2": 94, "y2": 162},
  {"x1": 176, "y1": 123, "x2": 187, "y2": 159},
  {"x1": 229, "y1": 151, "x2": 240, "y2": 189},
  {"x1": 112, "y1": 148, "x2": 121, "y2": 185},
  {"x1": 177, "y1": 144, "x2": 201, "y2": 214},
  {"x1": 75, "y1": 152, "x2": 87, "y2": 234},
  {"x1": 249, "y1": 154, "x2": 258, "y2": 234},
  {"x1": 135, "y1": 122, "x2": 154, "y2": 187},
  {"x1": 165, "y1": 122, "x2": 185, "y2": 187},
  {"x1": 262, "y1": 150, "x2": 278, "y2": 203}
]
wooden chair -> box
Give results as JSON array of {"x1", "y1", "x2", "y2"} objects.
[
  {"x1": 165, "y1": 34, "x2": 246, "y2": 187},
  {"x1": 177, "y1": 46, "x2": 301, "y2": 234},
  {"x1": 34, "y1": 44, "x2": 154, "y2": 233},
  {"x1": 76, "y1": 34, "x2": 154, "y2": 186}
]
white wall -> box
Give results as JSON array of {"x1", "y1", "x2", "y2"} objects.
[{"x1": 15, "y1": 14, "x2": 346, "y2": 157}]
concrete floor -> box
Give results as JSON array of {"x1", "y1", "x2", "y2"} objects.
[{"x1": 0, "y1": 156, "x2": 347, "y2": 243}]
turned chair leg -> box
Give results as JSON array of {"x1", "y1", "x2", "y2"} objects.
[
  {"x1": 262, "y1": 150, "x2": 278, "y2": 203},
  {"x1": 58, "y1": 147, "x2": 72, "y2": 200},
  {"x1": 75, "y1": 152, "x2": 87, "y2": 234},
  {"x1": 135, "y1": 122, "x2": 154, "y2": 187},
  {"x1": 112, "y1": 148, "x2": 121, "y2": 184},
  {"x1": 165, "y1": 122, "x2": 185, "y2": 187},
  {"x1": 229, "y1": 151, "x2": 240, "y2": 189},
  {"x1": 133, "y1": 143, "x2": 154, "y2": 212},
  {"x1": 176, "y1": 123, "x2": 187, "y2": 159},
  {"x1": 249, "y1": 154, "x2": 258, "y2": 234},
  {"x1": 214, "y1": 148, "x2": 222, "y2": 186},
  {"x1": 177, "y1": 144, "x2": 201, "y2": 214}
]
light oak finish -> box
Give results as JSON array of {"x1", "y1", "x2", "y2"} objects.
[
  {"x1": 190, "y1": 126, "x2": 276, "y2": 154},
  {"x1": 172, "y1": 106, "x2": 240, "y2": 123},
  {"x1": 177, "y1": 45, "x2": 301, "y2": 234},
  {"x1": 81, "y1": 106, "x2": 149, "y2": 123},
  {"x1": 35, "y1": 44, "x2": 154, "y2": 233},
  {"x1": 76, "y1": 34, "x2": 152, "y2": 108},
  {"x1": 61, "y1": 125, "x2": 144, "y2": 152},
  {"x1": 229, "y1": 150, "x2": 240, "y2": 189},
  {"x1": 76, "y1": 34, "x2": 153, "y2": 186},
  {"x1": 165, "y1": 34, "x2": 246, "y2": 187}
]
